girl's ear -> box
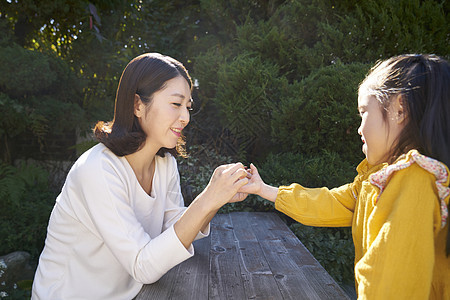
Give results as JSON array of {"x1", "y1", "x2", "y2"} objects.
[
  {"x1": 134, "y1": 94, "x2": 144, "y2": 118},
  {"x1": 393, "y1": 94, "x2": 406, "y2": 124}
]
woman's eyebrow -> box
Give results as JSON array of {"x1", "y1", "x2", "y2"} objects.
[{"x1": 170, "y1": 93, "x2": 186, "y2": 99}]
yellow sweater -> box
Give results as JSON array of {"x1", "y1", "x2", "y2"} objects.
[{"x1": 275, "y1": 150, "x2": 450, "y2": 299}]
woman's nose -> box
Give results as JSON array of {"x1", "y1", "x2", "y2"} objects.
[
  {"x1": 180, "y1": 107, "x2": 190, "y2": 125},
  {"x1": 357, "y1": 124, "x2": 362, "y2": 136}
]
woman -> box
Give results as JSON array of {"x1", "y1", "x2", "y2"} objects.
[{"x1": 32, "y1": 53, "x2": 249, "y2": 300}]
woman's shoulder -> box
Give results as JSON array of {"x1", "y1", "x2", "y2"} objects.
[
  {"x1": 74, "y1": 142, "x2": 112, "y2": 164},
  {"x1": 69, "y1": 143, "x2": 125, "y2": 178}
]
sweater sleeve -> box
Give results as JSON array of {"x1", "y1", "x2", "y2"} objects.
[
  {"x1": 70, "y1": 153, "x2": 193, "y2": 284},
  {"x1": 355, "y1": 164, "x2": 441, "y2": 299},
  {"x1": 162, "y1": 156, "x2": 210, "y2": 242},
  {"x1": 275, "y1": 182, "x2": 357, "y2": 227},
  {"x1": 162, "y1": 156, "x2": 188, "y2": 230}
]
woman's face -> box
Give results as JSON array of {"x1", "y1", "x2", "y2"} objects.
[{"x1": 136, "y1": 76, "x2": 192, "y2": 151}]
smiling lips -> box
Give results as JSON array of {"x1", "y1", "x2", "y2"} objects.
[{"x1": 170, "y1": 127, "x2": 182, "y2": 137}]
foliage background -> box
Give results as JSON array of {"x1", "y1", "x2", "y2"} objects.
[{"x1": 0, "y1": 0, "x2": 448, "y2": 296}]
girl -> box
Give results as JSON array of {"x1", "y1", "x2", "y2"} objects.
[
  {"x1": 241, "y1": 54, "x2": 450, "y2": 299},
  {"x1": 32, "y1": 53, "x2": 249, "y2": 300}
]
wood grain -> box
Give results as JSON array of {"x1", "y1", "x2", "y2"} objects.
[{"x1": 136, "y1": 212, "x2": 350, "y2": 300}]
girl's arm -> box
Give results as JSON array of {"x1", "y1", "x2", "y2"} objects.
[
  {"x1": 174, "y1": 163, "x2": 249, "y2": 249},
  {"x1": 239, "y1": 163, "x2": 356, "y2": 227}
]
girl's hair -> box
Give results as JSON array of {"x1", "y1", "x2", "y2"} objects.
[
  {"x1": 360, "y1": 54, "x2": 450, "y2": 255},
  {"x1": 94, "y1": 53, "x2": 192, "y2": 157}
]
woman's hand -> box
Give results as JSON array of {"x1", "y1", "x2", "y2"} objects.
[
  {"x1": 229, "y1": 191, "x2": 249, "y2": 203},
  {"x1": 174, "y1": 163, "x2": 252, "y2": 249},
  {"x1": 201, "y1": 163, "x2": 249, "y2": 210}
]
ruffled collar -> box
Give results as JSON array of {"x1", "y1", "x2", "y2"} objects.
[
  {"x1": 369, "y1": 150, "x2": 449, "y2": 229},
  {"x1": 355, "y1": 158, "x2": 385, "y2": 178}
]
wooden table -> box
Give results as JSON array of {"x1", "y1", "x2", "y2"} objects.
[{"x1": 136, "y1": 212, "x2": 350, "y2": 300}]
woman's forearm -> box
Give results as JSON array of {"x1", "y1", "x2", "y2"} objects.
[
  {"x1": 173, "y1": 192, "x2": 217, "y2": 249},
  {"x1": 174, "y1": 182, "x2": 278, "y2": 249},
  {"x1": 174, "y1": 163, "x2": 248, "y2": 249}
]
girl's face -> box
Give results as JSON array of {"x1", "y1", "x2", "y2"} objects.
[
  {"x1": 135, "y1": 76, "x2": 192, "y2": 151},
  {"x1": 357, "y1": 93, "x2": 405, "y2": 165}
]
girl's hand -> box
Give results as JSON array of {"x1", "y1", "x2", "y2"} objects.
[
  {"x1": 202, "y1": 163, "x2": 249, "y2": 210},
  {"x1": 238, "y1": 164, "x2": 279, "y2": 202},
  {"x1": 238, "y1": 163, "x2": 264, "y2": 195}
]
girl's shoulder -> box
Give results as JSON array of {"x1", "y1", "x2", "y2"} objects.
[
  {"x1": 370, "y1": 150, "x2": 449, "y2": 189},
  {"x1": 370, "y1": 149, "x2": 449, "y2": 227}
]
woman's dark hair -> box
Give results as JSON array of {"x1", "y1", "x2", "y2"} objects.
[
  {"x1": 94, "y1": 53, "x2": 192, "y2": 157},
  {"x1": 360, "y1": 54, "x2": 450, "y2": 255}
]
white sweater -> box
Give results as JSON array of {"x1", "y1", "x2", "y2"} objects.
[{"x1": 32, "y1": 143, "x2": 208, "y2": 300}]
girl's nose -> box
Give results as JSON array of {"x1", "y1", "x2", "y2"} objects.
[{"x1": 357, "y1": 124, "x2": 362, "y2": 136}]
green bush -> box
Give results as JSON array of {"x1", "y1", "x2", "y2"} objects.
[
  {"x1": 0, "y1": 284, "x2": 31, "y2": 300},
  {"x1": 187, "y1": 48, "x2": 230, "y2": 149},
  {"x1": 258, "y1": 150, "x2": 357, "y2": 189},
  {"x1": 271, "y1": 61, "x2": 369, "y2": 165},
  {"x1": 0, "y1": 94, "x2": 46, "y2": 149},
  {"x1": 0, "y1": 45, "x2": 57, "y2": 97},
  {"x1": 191, "y1": 0, "x2": 448, "y2": 165},
  {"x1": 0, "y1": 162, "x2": 55, "y2": 259},
  {"x1": 214, "y1": 53, "x2": 284, "y2": 158},
  {"x1": 324, "y1": 0, "x2": 450, "y2": 62},
  {"x1": 290, "y1": 223, "x2": 355, "y2": 284},
  {"x1": 0, "y1": 43, "x2": 84, "y2": 163}
]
